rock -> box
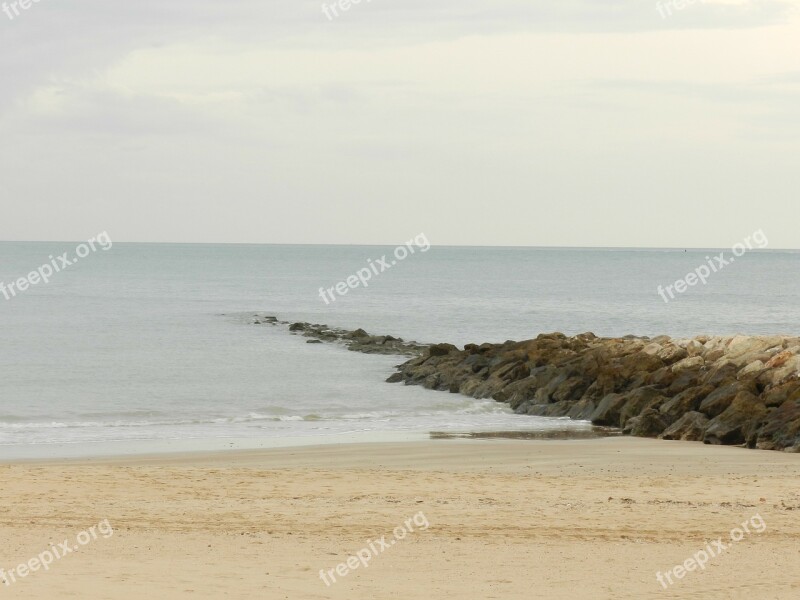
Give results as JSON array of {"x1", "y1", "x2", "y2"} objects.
[
  {"x1": 470, "y1": 377, "x2": 507, "y2": 399},
  {"x1": 429, "y1": 343, "x2": 459, "y2": 357},
  {"x1": 619, "y1": 387, "x2": 667, "y2": 428},
  {"x1": 660, "y1": 385, "x2": 714, "y2": 421},
  {"x1": 656, "y1": 345, "x2": 688, "y2": 365},
  {"x1": 762, "y1": 381, "x2": 800, "y2": 408},
  {"x1": 496, "y1": 377, "x2": 539, "y2": 411},
  {"x1": 757, "y1": 399, "x2": 800, "y2": 451},
  {"x1": 660, "y1": 412, "x2": 710, "y2": 441},
  {"x1": 685, "y1": 340, "x2": 706, "y2": 357},
  {"x1": 642, "y1": 343, "x2": 663, "y2": 356},
  {"x1": 671, "y1": 356, "x2": 704, "y2": 373},
  {"x1": 623, "y1": 408, "x2": 669, "y2": 437},
  {"x1": 738, "y1": 360, "x2": 766, "y2": 379},
  {"x1": 590, "y1": 394, "x2": 628, "y2": 426},
  {"x1": 699, "y1": 381, "x2": 756, "y2": 418},
  {"x1": 552, "y1": 376, "x2": 589, "y2": 403},
  {"x1": 765, "y1": 349, "x2": 797, "y2": 369},
  {"x1": 567, "y1": 397, "x2": 596, "y2": 420},
  {"x1": 289, "y1": 322, "x2": 307, "y2": 332},
  {"x1": 725, "y1": 336, "x2": 785, "y2": 365},
  {"x1": 704, "y1": 392, "x2": 767, "y2": 446},
  {"x1": 666, "y1": 369, "x2": 702, "y2": 395},
  {"x1": 306, "y1": 340, "x2": 323, "y2": 344},
  {"x1": 491, "y1": 360, "x2": 530, "y2": 382},
  {"x1": 646, "y1": 367, "x2": 677, "y2": 388},
  {"x1": 702, "y1": 362, "x2": 739, "y2": 387},
  {"x1": 533, "y1": 373, "x2": 569, "y2": 403},
  {"x1": 459, "y1": 378, "x2": 483, "y2": 397},
  {"x1": 759, "y1": 355, "x2": 800, "y2": 387}
]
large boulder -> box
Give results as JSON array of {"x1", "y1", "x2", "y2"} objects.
[
  {"x1": 428, "y1": 343, "x2": 459, "y2": 357},
  {"x1": 703, "y1": 392, "x2": 767, "y2": 446},
  {"x1": 685, "y1": 340, "x2": 706, "y2": 357},
  {"x1": 756, "y1": 399, "x2": 800, "y2": 451},
  {"x1": 660, "y1": 412, "x2": 710, "y2": 442},
  {"x1": 699, "y1": 381, "x2": 756, "y2": 418},
  {"x1": 470, "y1": 377, "x2": 508, "y2": 399},
  {"x1": 656, "y1": 344, "x2": 689, "y2": 365},
  {"x1": 702, "y1": 362, "x2": 739, "y2": 387},
  {"x1": 619, "y1": 387, "x2": 667, "y2": 428},
  {"x1": 737, "y1": 360, "x2": 766, "y2": 380},
  {"x1": 589, "y1": 393, "x2": 628, "y2": 426},
  {"x1": 623, "y1": 408, "x2": 669, "y2": 438},
  {"x1": 759, "y1": 355, "x2": 800, "y2": 387},
  {"x1": 567, "y1": 397, "x2": 596, "y2": 420},
  {"x1": 671, "y1": 355, "x2": 705, "y2": 373},
  {"x1": 495, "y1": 376, "x2": 539, "y2": 410},
  {"x1": 724, "y1": 335, "x2": 785, "y2": 366},
  {"x1": 762, "y1": 381, "x2": 800, "y2": 408},
  {"x1": 660, "y1": 385, "x2": 715, "y2": 421},
  {"x1": 552, "y1": 376, "x2": 591, "y2": 403},
  {"x1": 666, "y1": 368, "x2": 703, "y2": 395},
  {"x1": 765, "y1": 348, "x2": 799, "y2": 369}
]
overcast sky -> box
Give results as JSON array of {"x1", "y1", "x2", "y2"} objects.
[{"x1": 0, "y1": 0, "x2": 798, "y2": 247}]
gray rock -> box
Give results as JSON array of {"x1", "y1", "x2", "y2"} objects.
[{"x1": 660, "y1": 412, "x2": 710, "y2": 442}]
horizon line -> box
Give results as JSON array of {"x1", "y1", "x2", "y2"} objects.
[{"x1": 0, "y1": 240, "x2": 798, "y2": 252}]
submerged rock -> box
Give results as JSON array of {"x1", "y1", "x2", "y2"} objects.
[{"x1": 256, "y1": 316, "x2": 427, "y2": 357}]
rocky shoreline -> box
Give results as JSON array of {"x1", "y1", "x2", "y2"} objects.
[{"x1": 255, "y1": 315, "x2": 800, "y2": 452}]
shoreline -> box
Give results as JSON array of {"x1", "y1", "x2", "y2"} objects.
[
  {"x1": 0, "y1": 426, "x2": 619, "y2": 463},
  {"x1": 10, "y1": 436, "x2": 798, "y2": 468},
  {"x1": 6, "y1": 316, "x2": 800, "y2": 460}
]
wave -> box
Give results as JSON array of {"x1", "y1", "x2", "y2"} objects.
[{"x1": 0, "y1": 413, "x2": 324, "y2": 430}]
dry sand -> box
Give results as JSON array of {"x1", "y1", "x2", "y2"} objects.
[{"x1": 1, "y1": 437, "x2": 799, "y2": 599}]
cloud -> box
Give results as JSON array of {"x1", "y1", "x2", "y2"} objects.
[{"x1": 0, "y1": 0, "x2": 798, "y2": 245}]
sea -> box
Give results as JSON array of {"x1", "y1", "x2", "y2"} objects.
[{"x1": 1, "y1": 242, "x2": 798, "y2": 459}]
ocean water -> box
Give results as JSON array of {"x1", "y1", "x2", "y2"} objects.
[{"x1": 1, "y1": 242, "x2": 798, "y2": 458}]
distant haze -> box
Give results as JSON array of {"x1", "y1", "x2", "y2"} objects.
[{"x1": 0, "y1": 0, "x2": 798, "y2": 248}]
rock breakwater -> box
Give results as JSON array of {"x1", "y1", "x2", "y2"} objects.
[
  {"x1": 254, "y1": 316, "x2": 800, "y2": 452},
  {"x1": 389, "y1": 333, "x2": 800, "y2": 452},
  {"x1": 252, "y1": 314, "x2": 427, "y2": 356}
]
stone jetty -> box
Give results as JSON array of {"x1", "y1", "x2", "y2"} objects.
[{"x1": 255, "y1": 315, "x2": 800, "y2": 452}]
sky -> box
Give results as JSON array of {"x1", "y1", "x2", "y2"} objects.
[{"x1": 0, "y1": 0, "x2": 798, "y2": 247}]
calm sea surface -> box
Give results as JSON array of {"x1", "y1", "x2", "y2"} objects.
[{"x1": 1, "y1": 243, "x2": 798, "y2": 458}]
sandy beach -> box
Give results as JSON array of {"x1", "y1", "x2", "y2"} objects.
[{"x1": 1, "y1": 437, "x2": 798, "y2": 599}]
